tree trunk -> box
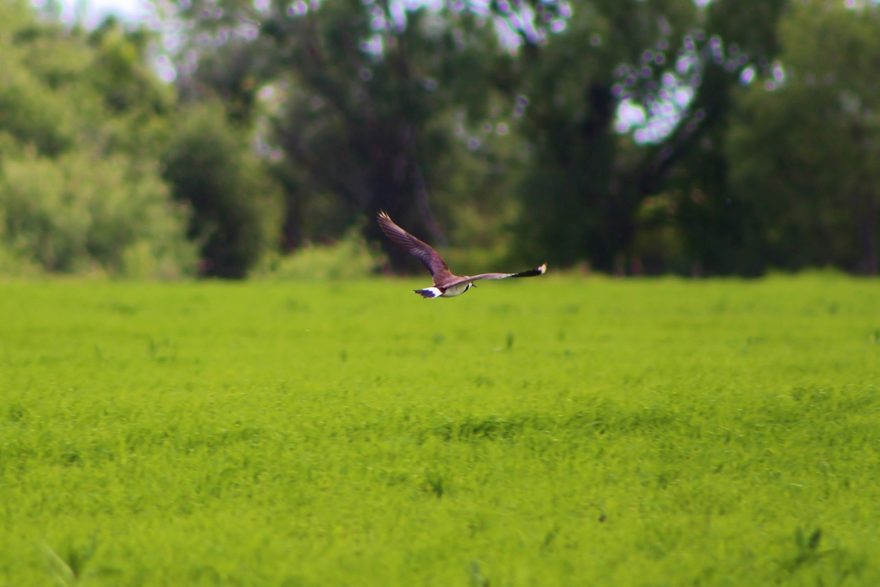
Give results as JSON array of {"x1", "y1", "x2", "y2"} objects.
[{"x1": 857, "y1": 191, "x2": 878, "y2": 275}]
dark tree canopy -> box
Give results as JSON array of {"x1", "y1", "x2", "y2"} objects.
[
  {"x1": 165, "y1": 0, "x2": 801, "y2": 274},
  {"x1": 1, "y1": 0, "x2": 878, "y2": 276}
]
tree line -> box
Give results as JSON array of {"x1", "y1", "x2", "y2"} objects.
[{"x1": 1, "y1": 0, "x2": 877, "y2": 278}]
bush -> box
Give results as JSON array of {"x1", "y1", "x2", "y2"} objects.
[
  {"x1": 162, "y1": 103, "x2": 283, "y2": 278},
  {"x1": 0, "y1": 236, "x2": 40, "y2": 278},
  {"x1": 255, "y1": 230, "x2": 384, "y2": 281},
  {"x1": 0, "y1": 150, "x2": 196, "y2": 278}
]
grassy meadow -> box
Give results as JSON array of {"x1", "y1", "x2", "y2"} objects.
[{"x1": 1, "y1": 275, "x2": 879, "y2": 585}]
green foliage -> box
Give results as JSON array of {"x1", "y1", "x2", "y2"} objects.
[
  {"x1": 633, "y1": 194, "x2": 687, "y2": 274},
  {"x1": 495, "y1": 0, "x2": 780, "y2": 272},
  {"x1": 255, "y1": 229, "x2": 385, "y2": 281},
  {"x1": 3, "y1": 0, "x2": 878, "y2": 278},
  {"x1": 0, "y1": 11, "x2": 161, "y2": 159},
  {"x1": 727, "y1": 0, "x2": 880, "y2": 274},
  {"x1": 1, "y1": 277, "x2": 879, "y2": 584},
  {"x1": 87, "y1": 20, "x2": 172, "y2": 117},
  {"x1": 0, "y1": 151, "x2": 196, "y2": 277},
  {"x1": 0, "y1": 50, "x2": 77, "y2": 156},
  {"x1": 175, "y1": 0, "x2": 522, "y2": 266},
  {"x1": 0, "y1": 239, "x2": 40, "y2": 277},
  {"x1": 0, "y1": 3, "x2": 203, "y2": 279},
  {"x1": 167, "y1": 0, "x2": 877, "y2": 277},
  {"x1": 162, "y1": 103, "x2": 283, "y2": 278}
]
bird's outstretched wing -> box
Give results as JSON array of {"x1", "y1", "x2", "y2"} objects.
[
  {"x1": 442, "y1": 263, "x2": 547, "y2": 288},
  {"x1": 377, "y1": 211, "x2": 453, "y2": 280}
]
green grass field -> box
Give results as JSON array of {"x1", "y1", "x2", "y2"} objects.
[{"x1": 2, "y1": 275, "x2": 879, "y2": 585}]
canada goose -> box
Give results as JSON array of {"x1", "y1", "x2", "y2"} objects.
[{"x1": 377, "y1": 211, "x2": 546, "y2": 298}]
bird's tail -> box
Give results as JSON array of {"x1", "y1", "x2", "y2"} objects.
[{"x1": 414, "y1": 287, "x2": 442, "y2": 298}]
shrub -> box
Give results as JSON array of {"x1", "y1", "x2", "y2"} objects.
[
  {"x1": 0, "y1": 150, "x2": 196, "y2": 278},
  {"x1": 255, "y1": 229, "x2": 384, "y2": 281},
  {"x1": 162, "y1": 103, "x2": 283, "y2": 278}
]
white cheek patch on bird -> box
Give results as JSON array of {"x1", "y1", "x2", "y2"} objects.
[{"x1": 377, "y1": 211, "x2": 547, "y2": 299}]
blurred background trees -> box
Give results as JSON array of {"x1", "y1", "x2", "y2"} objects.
[
  {"x1": 0, "y1": 0, "x2": 195, "y2": 277},
  {"x1": 1, "y1": 0, "x2": 878, "y2": 277},
  {"x1": 727, "y1": 0, "x2": 880, "y2": 275}
]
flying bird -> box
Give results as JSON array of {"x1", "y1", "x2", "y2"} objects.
[{"x1": 377, "y1": 211, "x2": 546, "y2": 298}]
